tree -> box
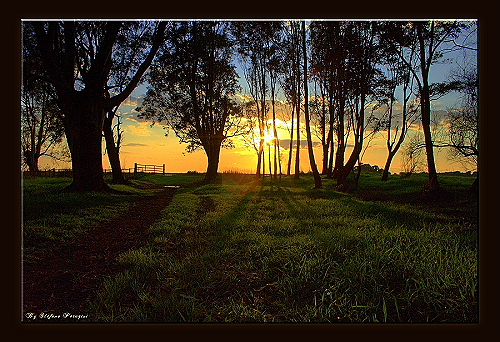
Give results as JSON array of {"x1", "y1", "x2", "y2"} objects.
[
  {"x1": 137, "y1": 21, "x2": 244, "y2": 184},
  {"x1": 25, "y1": 20, "x2": 167, "y2": 191},
  {"x1": 377, "y1": 36, "x2": 419, "y2": 181},
  {"x1": 21, "y1": 77, "x2": 66, "y2": 172},
  {"x1": 309, "y1": 81, "x2": 331, "y2": 176},
  {"x1": 102, "y1": 106, "x2": 127, "y2": 184},
  {"x1": 301, "y1": 21, "x2": 322, "y2": 189},
  {"x1": 102, "y1": 23, "x2": 166, "y2": 185},
  {"x1": 440, "y1": 61, "x2": 478, "y2": 192},
  {"x1": 279, "y1": 21, "x2": 303, "y2": 178},
  {"x1": 334, "y1": 22, "x2": 380, "y2": 189},
  {"x1": 309, "y1": 21, "x2": 340, "y2": 178},
  {"x1": 232, "y1": 21, "x2": 284, "y2": 180},
  {"x1": 22, "y1": 26, "x2": 67, "y2": 173},
  {"x1": 382, "y1": 20, "x2": 466, "y2": 191}
]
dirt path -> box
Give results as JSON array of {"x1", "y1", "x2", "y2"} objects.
[{"x1": 22, "y1": 186, "x2": 177, "y2": 322}]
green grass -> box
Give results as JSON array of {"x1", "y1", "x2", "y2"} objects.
[
  {"x1": 22, "y1": 174, "x2": 205, "y2": 264},
  {"x1": 88, "y1": 173, "x2": 478, "y2": 323}
]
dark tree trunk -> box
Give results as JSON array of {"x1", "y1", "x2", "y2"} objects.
[
  {"x1": 336, "y1": 93, "x2": 366, "y2": 188},
  {"x1": 62, "y1": 93, "x2": 110, "y2": 192},
  {"x1": 321, "y1": 142, "x2": 329, "y2": 175},
  {"x1": 294, "y1": 101, "x2": 300, "y2": 179},
  {"x1": 420, "y1": 74, "x2": 440, "y2": 191},
  {"x1": 302, "y1": 21, "x2": 322, "y2": 189},
  {"x1": 336, "y1": 144, "x2": 362, "y2": 187},
  {"x1": 24, "y1": 150, "x2": 40, "y2": 174},
  {"x1": 421, "y1": 95, "x2": 440, "y2": 191},
  {"x1": 333, "y1": 100, "x2": 346, "y2": 179},
  {"x1": 327, "y1": 138, "x2": 335, "y2": 178},
  {"x1": 416, "y1": 23, "x2": 440, "y2": 192},
  {"x1": 286, "y1": 105, "x2": 294, "y2": 176},
  {"x1": 420, "y1": 107, "x2": 440, "y2": 189},
  {"x1": 103, "y1": 111, "x2": 128, "y2": 184},
  {"x1": 381, "y1": 150, "x2": 396, "y2": 181},
  {"x1": 204, "y1": 137, "x2": 223, "y2": 184}
]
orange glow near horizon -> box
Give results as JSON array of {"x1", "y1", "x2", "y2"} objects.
[{"x1": 36, "y1": 96, "x2": 475, "y2": 175}]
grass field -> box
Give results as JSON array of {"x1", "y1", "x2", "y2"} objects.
[{"x1": 22, "y1": 172, "x2": 478, "y2": 323}]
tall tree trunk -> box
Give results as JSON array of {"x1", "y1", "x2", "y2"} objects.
[
  {"x1": 287, "y1": 105, "x2": 294, "y2": 176},
  {"x1": 420, "y1": 83, "x2": 440, "y2": 191},
  {"x1": 24, "y1": 150, "x2": 39, "y2": 173},
  {"x1": 328, "y1": 136, "x2": 335, "y2": 178},
  {"x1": 256, "y1": 147, "x2": 263, "y2": 179},
  {"x1": 333, "y1": 100, "x2": 346, "y2": 178},
  {"x1": 302, "y1": 21, "x2": 322, "y2": 189},
  {"x1": 417, "y1": 23, "x2": 440, "y2": 192},
  {"x1": 272, "y1": 100, "x2": 278, "y2": 180},
  {"x1": 294, "y1": 30, "x2": 301, "y2": 180},
  {"x1": 381, "y1": 150, "x2": 396, "y2": 181},
  {"x1": 294, "y1": 80, "x2": 301, "y2": 179},
  {"x1": 103, "y1": 110, "x2": 128, "y2": 184},
  {"x1": 204, "y1": 137, "x2": 223, "y2": 184},
  {"x1": 327, "y1": 98, "x2": 335, "y2": 178},
  {"x1": 63, "y1": 100, "x2": 109, "y2": 192},
  {"x1": 322, "y1": 143, "x2": 329, "y2": 175},
  {"x1": 337, "y1": 93, "x2": 366, "y2": 188},
  {"x1": 268, "y1": 139, "x2": 272, "y2": 176}
]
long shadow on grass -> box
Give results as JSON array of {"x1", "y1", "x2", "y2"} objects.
[
  {"x1": 209, "y1": 191, "x2": 255, "y2": 250},
  {"x1": 275, "y1": 181, "x2": 457, "y2": 234}
]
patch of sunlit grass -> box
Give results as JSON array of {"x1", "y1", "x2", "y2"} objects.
[{"x1": 89, "y1": 173, "x2": 478, "y2": 323}]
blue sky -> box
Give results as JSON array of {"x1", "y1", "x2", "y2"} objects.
[{"x1": 38, "y1": 20, "x2": 478, "y2": 174}]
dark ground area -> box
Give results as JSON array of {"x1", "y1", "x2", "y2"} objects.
[{"x1": 22, "y1": 185, "x2": 177, "y2": 323}]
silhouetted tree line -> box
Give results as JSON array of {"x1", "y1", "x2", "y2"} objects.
[{"x1": 22, "y1": 20, "x2": 477, "y2": 192}]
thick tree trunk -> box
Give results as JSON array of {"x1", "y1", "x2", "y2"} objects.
[
  {"x1": 62, "y1": 94, "x2": 110, "y2": 192},
  {"x1": 24, "y1": 150, "x2": 40, "y2": 174},
  {"x1": 204, "y1": 138, "x2": 223, "y2": 184},
  {"x1": 103, "y1": 112, "x2": 128, "y2": 184}
]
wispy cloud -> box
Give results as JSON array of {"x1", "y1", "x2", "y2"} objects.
[
  {"x1": 279, "y1": 139, "x2": 321, "y2": 150},
  {"x1": 123, "y1": 143, "x2": 149, "y2": 147},
  {"x1": 124, "y1": 121, "x2": 152, "y2": 136},
  {"x1": 234, "y1": 93, "x2": 253, "y2": 103}
]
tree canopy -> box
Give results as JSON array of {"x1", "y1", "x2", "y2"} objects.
[{"x1": 137, "y1": 21, "x2": 244, "y2": 183}]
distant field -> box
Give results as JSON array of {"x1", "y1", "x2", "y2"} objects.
[{"x1": 22, "y1": 172, "x2": 478, "y2": 322}]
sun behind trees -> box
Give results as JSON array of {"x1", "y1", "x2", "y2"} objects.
[{"x1": 22, "y1": 19, "x2": 477, "y2": 192}]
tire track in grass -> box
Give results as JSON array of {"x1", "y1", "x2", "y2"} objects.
[{"x1": 22, "y1": 186, "x2": 178, "y2": 322}]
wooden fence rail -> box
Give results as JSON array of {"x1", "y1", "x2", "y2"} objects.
[
  {"x1": 23, "y1": 163, "x2": 166, "y2": 178},
  {"x1": 133, "y1": 163, "x2": 166, "y2": 175}
]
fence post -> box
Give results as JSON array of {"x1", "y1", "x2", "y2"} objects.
[
  {"x1": 163, "y1": 164, "x2": 165, "y2": 175},
  {"x1": 134, "y1": 163, "x2": 138, "y2": 174}
]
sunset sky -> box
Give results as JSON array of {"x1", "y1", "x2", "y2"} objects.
[
  {"x1": 37, "y1": 21, "x2": 477, "y2": 175},
  {"x1": 39, "y1": 88, "x2": 473, "y2": 175}
]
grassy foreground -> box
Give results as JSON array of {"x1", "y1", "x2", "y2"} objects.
[
  {"x1": 22, "y1": 174, "x2": 203, "y2": 264},
  {"x1": 82, "y1": 172, "x2": 478, "y2": 323}
]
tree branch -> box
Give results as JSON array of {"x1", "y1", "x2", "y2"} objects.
[{"x1": 108, "y1": 21, "x2": 167, "y2": 108}]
